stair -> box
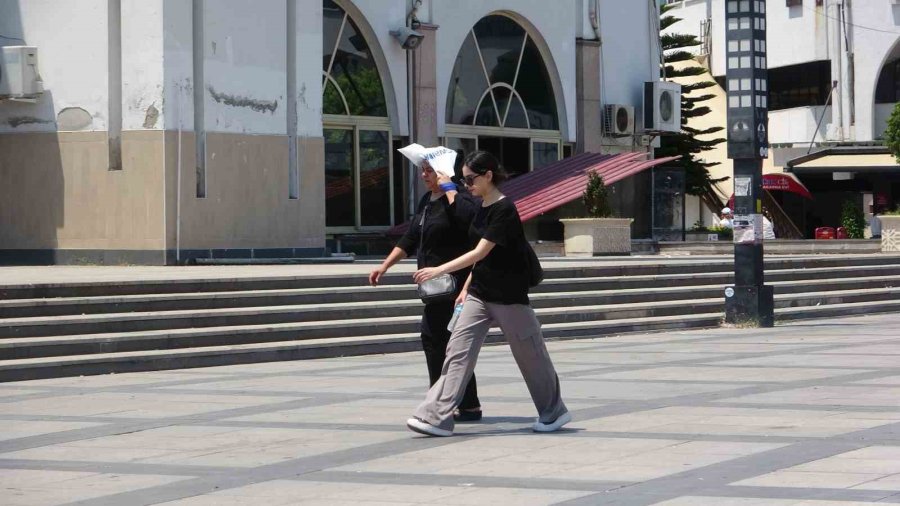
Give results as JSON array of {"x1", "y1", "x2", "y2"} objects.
[{"x1": 0, "y1": 255, "x2": 898, "y2": 382}]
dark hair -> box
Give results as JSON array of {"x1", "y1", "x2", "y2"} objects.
[{"x1": 463, "y1": 150, "x2": 508, "y2": 184}]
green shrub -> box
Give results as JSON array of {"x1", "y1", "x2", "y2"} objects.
[
  {"x1": 709, "y1": 225, "x2": 733, "y2": 240},
  {"x1": 583, "y1": 172, "x2": 614, "y2": 218},
  {"x1": 884, "y1": 102, "x2": 900, "y2": 164},
  {"x1": 840, "y1": 200, "x2": 865, "y2": 239}
]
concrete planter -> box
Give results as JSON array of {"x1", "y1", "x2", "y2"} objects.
[
  {"x1": 880, "y1": 215, "x2": 900, "y2": 252},
  {"x1": 560, "y1": 218, "x2": 633, "y2": 256},
  {"x1": 685, "y1": 231, "x2": 719, "y2": 242}
]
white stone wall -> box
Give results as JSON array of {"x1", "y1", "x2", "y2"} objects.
[
  {"x1": 0, "y1": 0, "x2": 109, "y2": 133},
  {"x1": 664, "y1": 0, "x2": 900, "y2": 144},
  {"x1": 768, "y1": 106, "x2": 831, "y2": 145},
  {"x1": 849, "y1": 1, "x2": 900, "y2": 141},
  {"x1": 2, "y1": 0, "x2": 661, "y2": 142},
  {"x1": 202, "y1": 0, "x2": 287, "y2": 135},
  {"x1": 122, "y1": 0, "x2": 165, "y2": 131},
  {"x1": 596, "y1": 0, "x2": 661, "y2": 119}
]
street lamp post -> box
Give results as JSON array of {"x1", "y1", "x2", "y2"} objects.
[{"x1": 724, "y1": 0, "x2": 774, "y2": 327}]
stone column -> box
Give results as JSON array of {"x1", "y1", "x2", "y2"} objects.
[
  {"x1": 411, "y1": 23, "x2": 439, "y2": 204},
  {"x1": 412, "y1": 23, "x2": 439, "y2": 148},
  {"x1": 576, "y1": 38, "x2": 602, "y2": 154}
]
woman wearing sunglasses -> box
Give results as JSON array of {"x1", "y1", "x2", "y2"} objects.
[
  {"x1": 369, "y1": 158, "x2": 483, "y2": 423},
  {"x1": 406, "y1": 150, "x2": 570, "y2": 437}
]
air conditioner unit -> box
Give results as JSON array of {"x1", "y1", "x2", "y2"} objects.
[
  {"x1": 643, "y1": 81, "x2": 682, "y2": 134},
  {"x1": 0, "y1": 46, "x2": 44, "y2": 100},
  {"x1": 603, "y1": 104, "x2": 635, "y2": 137}
]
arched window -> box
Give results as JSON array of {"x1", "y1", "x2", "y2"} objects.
[
  {"x1": 323, "y1": 0, "x2": 397, "y2": 231},
  {"x1": 445, "y1": 15, "x2": 562, "y2": 176}
]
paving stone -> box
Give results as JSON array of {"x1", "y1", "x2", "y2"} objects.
[{"x1": 2, "y1": 313, "x2": 900, "y2": 505}]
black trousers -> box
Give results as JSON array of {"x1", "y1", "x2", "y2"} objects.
[{"x1": 421, "y1": 300, "x2": 480, "y2": 410}]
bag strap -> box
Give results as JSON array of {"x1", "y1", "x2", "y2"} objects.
[{"x1": 419, "y1": 201, "x2": 428, "y2": 254}]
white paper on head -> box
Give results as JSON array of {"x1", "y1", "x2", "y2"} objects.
[{"x1": 397, "y1": 143, "x2": 457, "y2": 178}]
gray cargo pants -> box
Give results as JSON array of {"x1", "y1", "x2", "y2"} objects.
[{"x1": 413, "y1": 293, "x2": 568, "y2": 432}]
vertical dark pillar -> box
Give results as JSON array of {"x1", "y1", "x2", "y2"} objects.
[{"x1": 724, "y1": 0, "x2": 774, "y2": 327}]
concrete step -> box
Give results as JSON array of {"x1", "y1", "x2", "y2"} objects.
[
  {"x1": 3, "y1": 295, "x2": 899, "y2": 382},
  {"x1": 776, "y1": 298, "x2": 900, "y2": 322},
  {"x1": 0, "y1": 273, "x2": 733, "y2": 319},
  {"x1": 0, "y1": 298, "x2": 727, "y2": 358},
  {"x1": 3, "y1": 265, "x2": 899, "y2": 320},
  {"x1": 2, "y1": 255, "x2": 897, "y2": 299},
  {"x1": 0, "y1": 312, "x2": 726, "y2": 382},
  {"x1": 774, "y1": 287, "x2": 900, "y2": 309},
  {"x1": 5, "y1": 281, "x2": 898, "y2": 360},
  {"x1": 1, "y1": 255, "x2": 898, "y2": 382},
  {"x1": 4, "y1": 268, "x2": 900, "y2": 338},
  {"x1": 768, "y1": 274, "x2": 900, "y2": 294}
]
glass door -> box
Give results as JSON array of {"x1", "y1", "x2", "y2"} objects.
[
  {"x1": 358, "y1": 129, "x2": 392, "y2": 227},
  {"x1": 530, "y1": 139, "x2": 560, "y2": 171},
  {"x1": 324, "y1": 127, "x2": 355, "y2": 228}
]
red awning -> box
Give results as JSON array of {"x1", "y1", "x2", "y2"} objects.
[
  {"x1": 726, "y1": 173, "x2": 814, "y2": 209},
  {"x1": 386, "y1": 151, "x2": 679, "y2": 235},
  {"x1": 761, "y1": 173, "x2": 813, "y2": 200},
  {"x1": 504, "y1": 152, "x2": 680, "y2": 222}
]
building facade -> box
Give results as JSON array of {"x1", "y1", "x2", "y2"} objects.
[
  {"x1": 665, "y1": 0, "x2": 900, "y2": 236},
  {"x1": 0, "y1": 0, "x2": 661, "y2": 264}
]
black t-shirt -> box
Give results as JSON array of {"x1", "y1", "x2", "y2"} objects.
[
  {"x1": 468, "y1": 197, "x2": 530, "y2": 305},
  {"x1": 396, "y1": 189, "x2": 479, "y2": 286}
]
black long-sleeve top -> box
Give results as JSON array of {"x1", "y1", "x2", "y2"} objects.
[{"x1": 396, "y1": 187, "x2": 480, "y2": 284}]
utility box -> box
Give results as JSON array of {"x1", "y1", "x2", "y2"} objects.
[
  {"x1": 643, "y1": 81, "x2": 681, "y2": 134},
  {"x1": 0, "y1": 46, "x2": 44, "y2": 100}
]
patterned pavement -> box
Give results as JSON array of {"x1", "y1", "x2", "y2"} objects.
[{"x1": 2, "y1": 313, "x2": 900, "y2": 505}]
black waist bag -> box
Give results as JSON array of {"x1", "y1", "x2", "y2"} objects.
[{"x1": 524, "y1": 240, "x2": 543, "y2": 287}]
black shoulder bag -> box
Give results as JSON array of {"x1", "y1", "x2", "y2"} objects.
[{"x1": 415, "y1": 200, "x2": 458, "y2": 303}]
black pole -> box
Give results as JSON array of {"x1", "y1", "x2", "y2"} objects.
[
  {"x1": 681, "y1": 167, "x2": 687, "y2": 242},
  {"x1": 723, "y1": 0, "x2": 774, "y2": 327}
]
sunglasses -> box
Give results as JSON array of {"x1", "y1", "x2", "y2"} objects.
[{"x1": 462, "y1": 174, "x2": 483, "y2": 186}]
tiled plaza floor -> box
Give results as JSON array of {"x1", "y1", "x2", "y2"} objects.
[{"x1": 2, "y1": 313, "x2": 900, "y2": 505}]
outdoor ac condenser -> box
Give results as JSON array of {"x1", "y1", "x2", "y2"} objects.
[
  {"x1": 603, "y1": 104, "x2": 635, "y2": 137},
  {"x1": 643, "y1": 81, "x2": 682, "y2": 134},
  {"x1": 0, "y1": 46, "x2": 44, "y2": 100}
]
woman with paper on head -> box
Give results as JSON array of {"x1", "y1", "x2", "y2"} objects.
[{"x1": 368, "y1": 144, "x2": 483, "y2": 422}]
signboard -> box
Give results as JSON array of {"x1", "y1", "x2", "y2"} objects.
[
  {"x1": 733, "y1": 214, "x2": 763, "y2": 244},
  {"x1": 734, "y1": 176, "x2": 752, "y2": 197}
]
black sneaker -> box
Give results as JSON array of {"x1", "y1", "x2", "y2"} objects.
[{"x1": 453, "y1": 409, "x2": 483, "y2": 422}]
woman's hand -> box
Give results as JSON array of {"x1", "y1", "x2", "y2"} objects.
[
  {"x1": 454, "y1": 288, "x2": 467, "y2": 307},
  {"x1": 413, "y1": 267, "x2": 443, "y2": 284},
  {"x1": 369, "y1": 266, "x2": 387, "y2": 286},
  {"x1": 436, "y1": 172, "x2": 453, "y2": 187}
]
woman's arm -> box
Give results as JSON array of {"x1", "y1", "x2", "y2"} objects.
[
  {"x1": 436, "y1": 172, "x2": 457, "y2": 205},
  {"x1": 369, "y1": 247, "x2": 408, "y2": 286},
  {"x1": 454, "y1": 271, "x2": 473, "y2": 306},
  {"x1": 412, "y1": 239, "x2": 495, "y2": 283}
]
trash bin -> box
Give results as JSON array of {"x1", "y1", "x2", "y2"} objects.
[
  {"x1": 815, "y1": 227, "x2": 836, "y2": 239},
  {"x1": 836, "y1": 227, "x2": 848, "y2": 239}
]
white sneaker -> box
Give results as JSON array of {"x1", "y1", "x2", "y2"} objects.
[
  {"x1": 532, "y1": 412, "x2": 571, "y2": 433},
  {"x1": 406, "y1": 417, "x2": 453, "y2": 437}
]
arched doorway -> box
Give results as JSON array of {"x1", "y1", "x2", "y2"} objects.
[
  {"x1": 322, "y1": 0, "x2": 397, "y2": 231},
  {"x1": 874, "y1": 38, "x2": 900, "y2": 140},
  {"x1": 444, "y1": 14, "x2": 565, "y2": 176}
]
